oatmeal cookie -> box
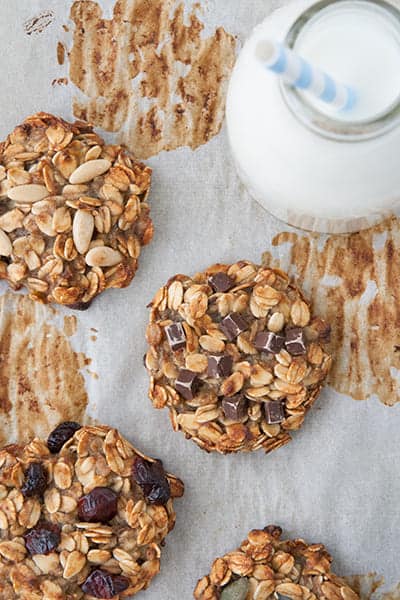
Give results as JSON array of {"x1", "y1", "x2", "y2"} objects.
[
  {"x1": 0, "y1": 113, "x2": 153, "y2": 307},
  {"x1": 194, "y1": 525, "x2": 359, "y2": 600},
  {"x1": 0, "y1": 422, "x2": 183, "y2": 598},
  {"x1": 145, "y1": 261, "x2": 331, "y2": 454}
]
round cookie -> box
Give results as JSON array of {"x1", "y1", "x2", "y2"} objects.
[
  {"x1": 146, "y1": 260, "x2": 331, "y2": 454},
  {"x1": 0, "y1": 422, "x2": 183, "y2": 598},
  {"x1": 194, "y1": 525, "x2": 359, "y2": 600},
  {"x1": 0, "y1": 113, "x2": 153, "y2": 307}
]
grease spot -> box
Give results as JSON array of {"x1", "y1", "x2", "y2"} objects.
[
  {"x1": 63, "y1": 0, "x2": 236, "y2": 159},
  {"x1": 63, "y1": 315, "x2": 77, "y2": 337},
  {"x1": 86, "y1": 369, "x2": 99, "y2": 380},
  {"x1": 52, "y1": 77, "x2": 69, "y2": 87},
  {"x1": 57, "y1": 41, "x2": 66, "y2": 65},
  {"x1": 24, "y1": 11, "x2": 55, "y2": 36},
  {"x1": 346, "y1": 574, "x2": 400, "y2": 600},
  {"x1": 266, "y1": 217, "x2": 400, "y2": 405},
  {"x1": 0, "y1": 292, "x2": 90, "y2": 445}
]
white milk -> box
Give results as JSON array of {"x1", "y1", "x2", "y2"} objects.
[
  {"x1": 226, "y1": 0, "x2": 400, "y2": 233},
  {"x1": 296, "y1": 2, "x2": 400, "y2": 122}
]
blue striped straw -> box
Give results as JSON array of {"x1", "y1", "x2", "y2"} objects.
[{"x1": 256, "y1": 40, "x2": 356, "y2": 112}]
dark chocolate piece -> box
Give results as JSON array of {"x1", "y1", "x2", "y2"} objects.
[
  {"x1": 264, "y1": 400, "x2": 285, "y2": 424},
  {"x1": 221, "y1": 394, "x2": 248, "y2": 421},
  {"x1": 220, "y1": 312, "x2": 248, "y2": 341},
  {"x1": 285, "y1": 327, "x2": 306, "y2": 356},
  {"x1": 254, "y1": 331, "x2": 284, "y2": 354},
  {"x1": 175, "y1": 369, "x2": 199, "y2": 400},
  {"x1": 165, "y1": 322, "x2": 186, "y2": 351},
  {"x1": 207, "y1": 354, "x2": 233, "y2": 378},
  {"x1": 208, "y1": 272, "x2": 235, "y2": 293}
]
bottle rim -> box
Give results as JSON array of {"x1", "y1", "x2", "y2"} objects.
[{"x1": 281, "y1": 0, "x2": 400, "y2": 141}]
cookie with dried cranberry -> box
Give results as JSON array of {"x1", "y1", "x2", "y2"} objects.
[
  {"x1": 0, "y1": 112, "x2": 153, "y2": 307},
  {"x1": 0, "y1": 423, "x2": 183, "y2": 599},
  {"x1": 194, "y1": 525, "x2": 359, "y2": 600},
  {"x1": 145, "y1": 260, "x2": 331, "y2": 454}
]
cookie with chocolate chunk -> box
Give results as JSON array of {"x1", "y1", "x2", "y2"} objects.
[
  {"x1": 145, "y1": 260, "x2": 331, "y2": 454},
  {"x1": 194, "y1": 525, "x2": 359, "y2": 600},
  {"x1": 0, "y1": 113, "x2": 153, "y2": 307},
  {"x1": 0, "y1": 423, "x2": 183, "y2": 598}
]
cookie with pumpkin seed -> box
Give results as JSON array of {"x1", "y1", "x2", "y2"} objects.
[
  {"x1": 194, "y1": 525, "x2": 359, "y2": 600},
  {"x1": 0, "y1": 422, "x2": 183, "y2": 599},
  {"x1": 0, "y1": 112, "x2": 153, "y2": 307},
  {"x1": 145, "y1": 260, "x2": 331, "y2": 454}
]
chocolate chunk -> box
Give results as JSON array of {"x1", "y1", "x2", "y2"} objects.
[
  {"x1": 264, "y1": 400, "x2": 285, "y2": 424},
  {"x1": 254, "y1": 331, "x2": 284, "y2": 354},
  {"x1": 209, "y1": 272, "x2": 235, "y2": 293},
  {"x1": 175, "y1": 369, "x2": 199, "y2": 400},
  {"x1": 285, "y1": 327, "x2": 306, "y2": 355},
  {"x1": 165, "y1": 322, "x2": 186, "y2": 351},
  {"x1": 220, "y1": 312, "x2": 248, "y2": 341},
  {"x1": 222, "y1": 394, "x2": 248, "y2": 421},
  {"x1": 207, "y1": 354, "x2": 233, "y2": 378}
]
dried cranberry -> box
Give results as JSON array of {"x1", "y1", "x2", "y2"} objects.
[
  {"x1": 47, "y1": 422, "x2": 81, "y2": 453},
  {"x1": 132, "y1": 458, "x2": 170, "y2": 505},
  {"x1": 78, "y1": 487, "x2": 118, "y2": 523},
  {"x1": 81, "y1": 569, "x2": 130, "y2": 598},
  {"x1": 24, "y1": 521, "x2": 61, "y2": 555},
  {"x1": 21, "y1": 462, "x2": 48, "y2": 497}
]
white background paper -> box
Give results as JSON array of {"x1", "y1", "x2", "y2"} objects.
[{"x1": 0, "y1": 1, "x2": 399, "y2": 598}]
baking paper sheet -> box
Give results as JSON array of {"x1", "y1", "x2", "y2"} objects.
[{"x1": 0, "y1": 1, "x2": 399, "y2": 598}]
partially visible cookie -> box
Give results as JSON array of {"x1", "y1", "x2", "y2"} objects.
[
  {"x1": 145, "y1": 260, "x2": 331, "y2": 454},
  {"x1": 0, "y1": 422, "x2": 183, "y2": 598},
  {"x1": 194, "y1": 525, "x2": 359, "y2": 600},
  {"x1": 0, "y1": 113, "x2": 153, "y2": 307}
]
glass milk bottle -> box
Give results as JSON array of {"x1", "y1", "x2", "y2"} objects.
[{"x1": 226, "y1": 0, "x2": 400, "y2": 233}]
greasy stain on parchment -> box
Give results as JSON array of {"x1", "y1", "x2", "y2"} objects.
[
  {"x1": 63, "y1": 314, "x2": 78, "y2": 337},
  {"x1": 57, "y1": 41, "x2": 66, "y2": 65},
  {"x1": 24, "y1": 10, "x2": 55, "y2": 36},
  {"x1": 65, "y1": 0, "x2": 236, "y2": 159},
  {"x1": 52, "y1": 77, "x2": 69, "y2": 87},
  {"x1": 0, "y1": 293, "x2": 89, "y2": 446},
  {"x1": 346, "y1": 573, "x2": 400, "y2": 600},
  {"x1": 263, "y1": 217, "x2": 400, "y2": 405}
]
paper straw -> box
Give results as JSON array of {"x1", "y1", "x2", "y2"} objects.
[{"x1": 256, "y1": 40, "x2": 356, "y2": 111}]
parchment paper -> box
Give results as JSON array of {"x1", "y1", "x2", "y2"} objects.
[{"x1": 0, "y1": 1, "x2": 399, "y2": 598}]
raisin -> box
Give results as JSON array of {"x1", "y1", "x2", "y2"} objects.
[
  {"x1": 24, "y1": 521, "x2": 61, "y2": 555},
  {"x1": 21, "y1": 463, "x2": 48, "y2": 497},
  {"x1": 47, "y1": 422, "x2": 81, "y2": 453},
  {"x1": 67, "y1": 300, "x2": 93, "y2": 311},
  {"x1": 131, "y1": 458, "x2": 170, "y2": 505},
  {"x1": 263, "y1": 524, "x2": 282, "y2": 538},
  {"x1": 78, "y1": 487, "x2": 118, "y2": 523},
  {"x1": 81, "y1": 569, "x2": 130, "y2": 598}
]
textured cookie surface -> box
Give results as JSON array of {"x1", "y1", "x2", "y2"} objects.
[
  {"x1": 145, "y1": 261, "x2": 331, "y2": 454},
  {"x1": 0, "y1": 423, "x2": 183, "y2": 598},
  {"x1": 194, "y1": 525, "x2": 359, "y2": 600},
  {"x1": 0, "y1": 112, "x2": 153, "y2": 307}
]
